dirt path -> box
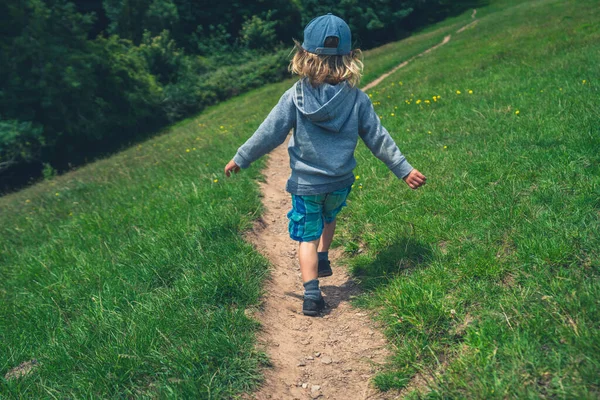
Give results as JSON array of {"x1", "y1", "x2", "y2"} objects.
[
  {"x1": 246, "y1": 13, "x2": 477, "y2": 400},
  {"x1": 362, "y1": 35, "x2": 451, "y2": 92}
]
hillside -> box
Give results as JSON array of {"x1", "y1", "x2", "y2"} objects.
[{"x1": 1, "y1": 0, "x2": 599, "y2": 398}]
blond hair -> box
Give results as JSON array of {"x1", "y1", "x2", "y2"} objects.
[{"x1": 288, "y1": 40, "x2": 363, "y2": 87}]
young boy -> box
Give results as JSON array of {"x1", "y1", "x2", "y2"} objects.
[{"x1": 224, "y1": 14, "x2": 426, "y2": 316}]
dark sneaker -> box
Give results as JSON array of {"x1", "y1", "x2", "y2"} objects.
[
  {"x1": 318, "y1": 259, "x2": 333, "y2": 277},
  {"x1": 302, "y1": 297, "x2": 325, "y2": 316}
]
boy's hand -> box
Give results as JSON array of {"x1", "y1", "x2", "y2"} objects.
[
  {"x1": 224, "y1": 159, "x2": 241, "y2": 177},
  {"x1": 404, "y1": 169, "x2": 426, "y2": 189}
]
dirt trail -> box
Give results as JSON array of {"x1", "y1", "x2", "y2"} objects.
[
  {"x1": 246, "y1": 13, "x2": 477, "y2": 400},
  {"x1": 362, "y1": 35, "x2": 450, "y2": 92}
]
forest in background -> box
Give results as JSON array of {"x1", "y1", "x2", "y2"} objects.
[{"x1": 0, "y1": 0, "x2": 479, "y2": 192}]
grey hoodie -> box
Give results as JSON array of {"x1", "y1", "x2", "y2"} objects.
[{"x1": 233, "y1": 78, "x2": 413, "y2": 195}]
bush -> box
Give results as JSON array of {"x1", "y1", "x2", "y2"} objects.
[
  {"x1": 240, "y1": 13, "x2": 278, "y2": 51},
  {"x1": 0, "y1": 119, "x2": 44, "y2": 172}
]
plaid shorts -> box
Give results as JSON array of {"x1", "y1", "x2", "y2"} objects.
[{"x1": 287, "y1": 186, "x2": 352, "y2": 242}]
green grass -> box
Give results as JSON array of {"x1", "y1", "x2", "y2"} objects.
[
  {"x1": 361, "y1": 19, "x2": 466, "y2": 86},
  {"x1": 1, "y1": 0, "x2": 598, "y2": 398},
  {"x1": 336, "y1": 0, "x2": 600, "y2": 397},
  {"x1": 0, "y1": 82, "x2": 292, "y2": 397}
]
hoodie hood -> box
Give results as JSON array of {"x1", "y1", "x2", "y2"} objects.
[{"x1": 292, "y1": 78, "x2": 357, "y2": 132}]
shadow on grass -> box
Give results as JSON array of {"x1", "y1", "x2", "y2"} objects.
[
  {"x1": 349, "y1": 237, "x2": 433, "y2": 292},
  {"x1": 284, "y1": 237, "x2": 434, "y2": 315}
]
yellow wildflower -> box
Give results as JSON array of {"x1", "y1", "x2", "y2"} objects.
[
  {"x1": 515, "y1": 110, "x2": 520, "y2": 115},
  {"x1": 186, "y1": 149, "x2": 190, "y2": 153},
  {"x1": 456, "y1": 90, "x2": 461, "y2": 94},
  {"x1": 368, "y1": 93, "x2": 373, "y2": 97},
  {"x1": 391, "y1": 113, "x2": 395, "y2": 116},
  {"x1": 416, "y1": 99, "x2": 422, "y2": 104},
  {"x1": 399, "y1": 81, "x2": 403, "y2": 85},
  {"x1": 428, "y1": 131, "x2": 432, "y2": 134},
  {"x1": 355, "y1": 175, "x2": 360, "y2": 180},
  {"x1": 220, "y1": 125, "x2": 224, "y2": 129},
  {"x1": 443, "y1": 145, "x2": 448, "y2": 149},
  {"x1": 25, "y1": 199, "x2": 31, "y2": 203},
  {"x1": 582, "y1": 80, "x2": 587, "y2": 84},
  {"x1": 468, "y1": 90, "x2": 473, "y2": 94},
  {"x1": 213, "y1": 179, "x2": 219, "y2": 183},
  {"x1": 424, "y1": 100, "x2": 431, "y2": 104},
  {"x1": 55, "y1": 192, "x2": 59, "y2": 196}
]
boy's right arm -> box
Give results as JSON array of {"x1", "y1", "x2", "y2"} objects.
[{"x1": 227, "y1": 88, "x2": 296, "y2": 174}]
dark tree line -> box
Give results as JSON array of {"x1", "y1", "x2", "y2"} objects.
[{"x1": 0, "y1": 0, "x2": 480, "y2": 192}]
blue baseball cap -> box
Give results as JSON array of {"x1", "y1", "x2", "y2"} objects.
[{"x1": 302, "y1": 13, "x2": 352, "y2": 56}]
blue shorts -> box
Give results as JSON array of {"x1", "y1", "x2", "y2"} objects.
[{"x1": 287, "y1": 186, "x2": 352, "y2": 242}]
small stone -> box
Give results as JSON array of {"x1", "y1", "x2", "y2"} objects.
[
  {"x1": 368, "y1": 331, "x2": 374, "y2": 335},
  {"x1": 297, "y1": 362, "x2": 306, "y2": 367},
  {"x1": 305, "y1": 356, "x2": 314, "y2": 360},
  {"x1": 314, "y1": 352, "x2": 321, "y2": 357},
  {"x1": 302, "y1": 383, "x2": 308, "y2": 389},
  {"x1": 343, "y1": 367, "x2": 353, "y2": 372},
  {"x1": 311, "y1": 385, "x2": 321, "y2": 392},
  {"x1": 321, "y1": 357, "x2": 333, "y2": 365}
]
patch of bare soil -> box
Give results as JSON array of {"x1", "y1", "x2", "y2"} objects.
[{"x1": 4, "y1": 359, "x2": 39, "y2": 381}]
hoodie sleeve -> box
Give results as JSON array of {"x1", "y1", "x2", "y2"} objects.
[
  {"x1": 358, "y1": 94, "x2": 413, "y2": 179},
  {"x1": 233, "y1": 88, "x2": 296, "y2": 169}
]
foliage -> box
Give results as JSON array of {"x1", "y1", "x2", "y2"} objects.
[
  {"x1": 240, "y1": 13, "x2": 279, "y2": 51},
  {"x1": 0, "y1": 120, "x2": 44, "y2": 172}
]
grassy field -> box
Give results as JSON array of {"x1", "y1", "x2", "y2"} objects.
[
  {"x1": 1, "y1": 0, "x2": 598, "y2": 398},
  {"x1": 0, "y1": 83, "x2": 286, "y2": 397},
  {"x1": 0, "y1": 7, "x2": 471, "y2": 398},
  {"x1": 337, "y1": 0, "x2": 600, "y2": 397}
]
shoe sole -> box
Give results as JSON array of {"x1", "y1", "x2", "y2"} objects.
[
  {"x1": 318, "y1": 269, "x2": 333, "y2": 277},
  {"x1": 302, "y1": 309, "x2": 319, "y2": 316}
]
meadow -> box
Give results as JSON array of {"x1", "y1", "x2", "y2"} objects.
[
  {"x1": 0, "y1": 7, "x2": 475, "y2": 398},
  {"x1": 1, "y1": 0, "x2": 599, "y2": 398},
  {"x1": 340, "y1": 0, "x2": 600, "y2": 397}
]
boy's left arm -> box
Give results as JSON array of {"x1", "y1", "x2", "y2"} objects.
[
  {"x1": 226, "y1": 89, "x2": 296, "y2": 176},
  {"x1": 358, "y1": 96, "x2": 426, "y2": 189}
]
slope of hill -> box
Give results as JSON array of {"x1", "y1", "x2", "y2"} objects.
[
  {"x1": 341, "y1": 0, "x2": 599, "y2": 397},
  {"x1": 1, "y1": 0, "x2": 598, "y2": 398},
  {"x1": 0, "y1": 8, "x2": 476, "y2": 398}
]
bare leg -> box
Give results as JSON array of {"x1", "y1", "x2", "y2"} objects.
[
  {"x1": 317, "y1": 219, "x2": 337, "y2": 253},
  {"x1": 298, "y1": 239, "x2": 319, "y2": 282}
]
